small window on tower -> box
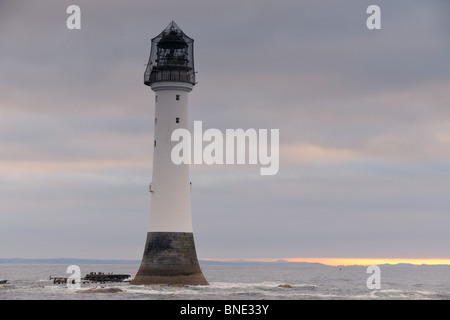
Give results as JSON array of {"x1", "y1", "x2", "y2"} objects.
[
  {"x1": 176, "y1": 117, "x2": 180, "y2": 123},
  {"x1": 155, "y1": 118, "x2": 157, "y2": 125},
  {"x1": 155, "y1": 95, "x2": 158, "y2": 102},
  {"x1": 154, "y1": 140, "x2": 156, "y2": 147},
  {"x1": 176, "y1": 95, "x2": 180, "y2": 101}
]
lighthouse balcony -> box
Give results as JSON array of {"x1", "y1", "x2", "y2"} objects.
[{"x1": 145, "y1": 69, "x2": 195, "y2": 86}]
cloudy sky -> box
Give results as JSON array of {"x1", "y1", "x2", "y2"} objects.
[{"x1": 1, "y1": 0, "x2": 449, "y2": 262}]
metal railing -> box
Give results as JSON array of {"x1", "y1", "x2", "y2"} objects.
[{"x1": 144, "y1": 70, "x2": 195, "y2": 85}]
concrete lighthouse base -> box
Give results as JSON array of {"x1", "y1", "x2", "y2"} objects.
[{"x1": 131, "y1": 232, "x2": 208, "y2": 285}]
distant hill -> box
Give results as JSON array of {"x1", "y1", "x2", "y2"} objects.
[
  {"x1": 0, "y1": 257, "x2": 327, "y2": 266},
  {"x1": 199, "y1": 259, "x2": 327, "y2": 266},
  {"x1": 0, "y1": 258, "x2": 140, "y2": 264}
]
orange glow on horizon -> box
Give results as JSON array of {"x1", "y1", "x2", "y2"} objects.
[
  {"x1": 281, "y1": 258, "x2": 450, "y2": 266},
  {"x1": 202, "y1": 257, "x2": 450, "y2": 266}
]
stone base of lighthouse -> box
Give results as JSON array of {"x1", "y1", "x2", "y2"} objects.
[{"x1": 131, "y1": 232, "x2": 208, "y2": 285}]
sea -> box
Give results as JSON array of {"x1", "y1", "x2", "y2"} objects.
[{"x1": 1, "y1": 262, "x2": 450, "y2": 301}]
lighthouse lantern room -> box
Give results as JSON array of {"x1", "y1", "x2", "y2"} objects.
[{"x1": 144, "y1": 21, "x2": 196, "y2": 86}]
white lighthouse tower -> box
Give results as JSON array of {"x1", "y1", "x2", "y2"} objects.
[{"x1": 132, "y1": 22, "x2": 208, "y2": 285}]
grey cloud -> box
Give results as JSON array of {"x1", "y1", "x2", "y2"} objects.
[{"x1": 1, "y1": 0, "x2": 449, "y2": 260}]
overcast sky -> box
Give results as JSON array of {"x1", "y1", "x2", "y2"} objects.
[{"x1": 1, "y1": 0, "x2": 449, "y2": 261}]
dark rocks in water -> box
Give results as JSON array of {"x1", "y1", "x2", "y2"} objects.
[
  {"x1": 83, "y1": 272, "x2": 130, "y2": 283},
  {"x1": 52, "y1": 277, "x2": 67, "y2": 284},
  {"x1": 278, "y1": 284, "x2": 293, "y2": 288},
  {"x1": 50, "y1": 272, "x2": 131, "y2": 285}
]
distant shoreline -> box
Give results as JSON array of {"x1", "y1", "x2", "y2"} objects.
[
  {"x1": 0, "y1": 258, "x2": 141, "y2": 265},
  {"x1": 1, "y1": 257, "x2": 449, "y2": 267}
]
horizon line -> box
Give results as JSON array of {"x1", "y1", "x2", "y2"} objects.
[
  {"x1": 201, "y1": 257, "x2": 450, "y2": 266},
  {"x1": 2, "y1": 257, "x2": 450, "y2": 266}
]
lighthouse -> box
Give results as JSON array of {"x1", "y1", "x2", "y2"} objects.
[{"x1": 132, "y1": 22, "x2": 208, "y2": 285}]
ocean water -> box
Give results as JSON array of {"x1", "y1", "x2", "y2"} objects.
[{"x1": 1, "y1": 263, "x2": 450, "y2": 300}]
